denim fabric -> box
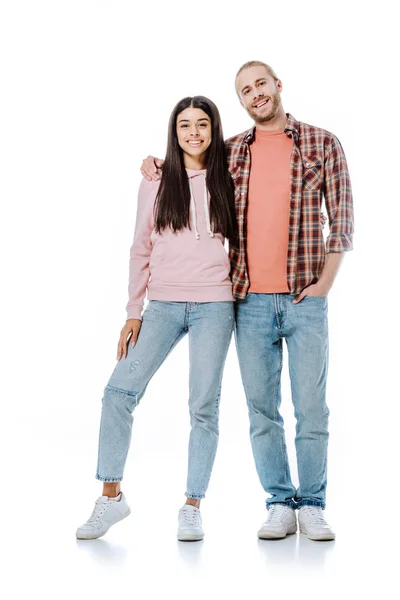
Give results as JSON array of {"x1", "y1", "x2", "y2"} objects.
[
  {"x1": 235, "y1": 293, "x2": 329, "y2": 509},
  {"x1": 96, "y1": 300, "x2": 234, "y2": 499}
]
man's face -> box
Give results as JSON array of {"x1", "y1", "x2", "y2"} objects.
[{"x1": 236, "y1": 66, "x2": 282, "y2": 124}]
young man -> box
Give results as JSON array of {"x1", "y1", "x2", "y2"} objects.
[{"x1": 141, "y1": 61, "x2": 354, "y2": 541}]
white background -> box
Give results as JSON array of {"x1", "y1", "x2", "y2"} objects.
[{"x1": 1, "y1": 1, "x2": 398, "y2": 598}]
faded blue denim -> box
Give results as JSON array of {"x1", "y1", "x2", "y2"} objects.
[
  {"x1": 235, "y1": 293, "x2": 329, "y2": 509},
  {"x1": 96, "y1": 300, "x2": 234, "y2": 499}
]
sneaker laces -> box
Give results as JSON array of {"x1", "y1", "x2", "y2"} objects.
[
  {"x1": 87, "y1": 498, "x2": 111, "y2": 524},
  {"x1": 302, "y1": 506, "x2": 327, "y2": 524},
  {"x1": 180, "y1": 507, "x2": 200, "y2": 527},
  {"x1": 265, "y1": 504, "x2": 290, "y2": 523}
]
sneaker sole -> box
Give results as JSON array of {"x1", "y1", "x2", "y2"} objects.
[
  {"x1": 257, "y1": 524, "x2": 297, "y2": 539},
  {"x1": 299, "y1": 524, "x2": 335, "y2": 541},
  {"x1": 177, "y1": 532, "x2": 204, "y2": 542},
  {"x1": 76, "y1": 507, "x2": 131, "y2": 540}
]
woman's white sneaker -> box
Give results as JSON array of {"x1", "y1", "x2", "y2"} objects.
[
  {"x1": 177, "y1": 505, "x2": 204, "y2": 541},
  {"x1": 76, "y1": 492, "x2": 131, "y2": 540},
  {"x1": 298, "y1": 506, "x2": 335, "y2": 541},
  {"x1": 257, "y1": 504, "x2": 297, "y2": 539}
]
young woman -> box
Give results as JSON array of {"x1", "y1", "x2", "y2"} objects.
[{"x1": 76, "y1": 96, "x2": 237, "y2": 542}]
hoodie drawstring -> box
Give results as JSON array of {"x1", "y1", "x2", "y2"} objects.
[
  {"x1": 188, "y1": 176, "x2": 214, "y2": 240},
  {"x1": 204, "y1": 187, "x2": 214, "y2": 238},
  {"x1": 188, "y1": 178, "x2": 200, "y2": 240}
]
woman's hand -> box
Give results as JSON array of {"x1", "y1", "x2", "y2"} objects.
[{"x1": 117, "y1": 319, "x2": 142, "y2": 360}]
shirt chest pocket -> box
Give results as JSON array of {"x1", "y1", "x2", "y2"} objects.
[{"x1": 302, "y1": 155, "x2": 323, "y2": 191}]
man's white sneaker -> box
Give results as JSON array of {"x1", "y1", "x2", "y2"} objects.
[
  {"x1": 298, "y1": 506, "x2": 335, "y2": 541},
  {"x1": 257, "y1": 504, "x2": 297, "y2": 539},
  {"x1": 76, "y1": 492, "x2": 131, "y2": 540},
  {"x1": 177, "y1": 505, "x2": 204, "y2": 541}
]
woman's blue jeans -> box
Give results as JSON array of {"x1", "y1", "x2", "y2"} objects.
[{"x1": 96, "y1": 300, "x2": 234, "y2": 499}]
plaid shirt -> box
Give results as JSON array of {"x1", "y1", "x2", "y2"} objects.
[{"x1": 225, "y1": 113, "x2": 354, "y2": 299}]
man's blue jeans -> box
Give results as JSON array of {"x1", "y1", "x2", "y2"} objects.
[
  {"x1": 235, "y1": 293, "x2": 329, "y2": 509},
  {"x1": 96, "y1": 300, "x2": 234, "y2": 499}
]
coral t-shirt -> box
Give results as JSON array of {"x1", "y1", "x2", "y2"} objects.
[{"x1": 247, "y1": 128, "x2": 293, "y2": 293}]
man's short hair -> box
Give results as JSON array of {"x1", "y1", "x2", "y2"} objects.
[{"x1": 235, "y1": 61, "x2": 279, "y2": 95}]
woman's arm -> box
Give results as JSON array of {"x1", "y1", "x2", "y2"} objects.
[
  {"x1": 126, "y1": 178, "x2": 158, "y2": 320},
  {"x1": 116, "y1": 179, "x2": 158, "y2": 360}
]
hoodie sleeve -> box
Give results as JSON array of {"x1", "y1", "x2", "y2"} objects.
[{"x1": 126, "y1": 178, "x2": 159, "y2": 321}]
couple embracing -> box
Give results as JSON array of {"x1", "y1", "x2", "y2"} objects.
[{"x1": 76, "y1": 60, "x2": 354, "y2": 543}]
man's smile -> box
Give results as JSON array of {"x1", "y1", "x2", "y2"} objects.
[{"x1": 253, "y1": 97, "x2": 270, "y2": 109}]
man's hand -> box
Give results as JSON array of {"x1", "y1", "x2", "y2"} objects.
[
  {"x1": 294, "y1": 252, "x2": 344, "y2": 304},
  {"x1": 140, "y1": 156, "x2": 164, "y2": 181},
  {"x1": 293, "y1": 282, "x2": 330, "y2": 304},
  {"x1": 320, "y1": 213, "x2": 327, "y2": 227},
  {"x1": 117, "y1": 319, "x2": 142, "y2": 360}
]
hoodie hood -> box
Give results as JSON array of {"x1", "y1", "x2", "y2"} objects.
[
  {"x1": 186, "y1": 168, "x2": 207, "y2": 178},
  {"x1": 185, "y1": 168, "x2": 213, "y2": 240}
]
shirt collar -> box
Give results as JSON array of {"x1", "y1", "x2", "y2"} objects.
[{"x1": 243, "y1": 113, "x2": 299, "y2": 145}]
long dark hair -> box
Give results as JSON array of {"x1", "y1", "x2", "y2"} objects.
[{"x1": 154, "y1": 96, "x2": 237, "y2": 243}]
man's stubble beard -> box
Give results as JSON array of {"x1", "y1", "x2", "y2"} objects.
[{"x1": 249, "y1": 91, "x2": 281, "y2": 124}]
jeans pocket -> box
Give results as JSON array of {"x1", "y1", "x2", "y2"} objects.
[{"x1": 300, "y1": 295, "x2": 328, "y2": 306}]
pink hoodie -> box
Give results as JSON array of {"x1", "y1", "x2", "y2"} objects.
[{"x1": 126, "y1": 169, "x2": 234, "y2": 320}]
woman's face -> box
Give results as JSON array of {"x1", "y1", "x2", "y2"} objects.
[{"x1": 176, "y1": 107, "x2": 212, "y2": 164}]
